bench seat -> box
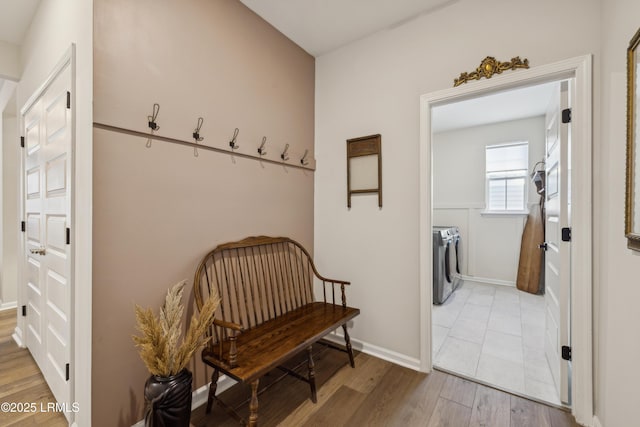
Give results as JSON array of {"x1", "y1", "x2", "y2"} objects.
[{"x1": 202, "y1": 302, "x2": 359, "y2": 382}]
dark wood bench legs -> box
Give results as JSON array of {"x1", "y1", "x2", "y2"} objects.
[
  {"x1": 248, "y1": 379, "x2": 259, "y2": 427},
  {"x1": 307, "y1": 346, "x2": 317, "y2": 403},
  {"x1": 206, "y1": 368, "x2": 220, "y2": 414},
  {"x1": 342, "y1": 324, "x2": 356, "y2": 368}
]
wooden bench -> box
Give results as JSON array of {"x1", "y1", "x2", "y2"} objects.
[{"x1": 193, "y1": 236, "x2": 360, "y2": 426}]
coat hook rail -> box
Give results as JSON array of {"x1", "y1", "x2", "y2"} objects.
[{"x1": 93, "y1": 122, "x2": 315, "y2": 172}]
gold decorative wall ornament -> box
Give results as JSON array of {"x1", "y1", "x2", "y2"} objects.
[{"x1": 453, "y1": 56, "x2": 530, "y2": 87}]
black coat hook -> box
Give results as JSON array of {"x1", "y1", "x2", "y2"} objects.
[
  {"x1": 229, "y1": 128, "x2": 240, "y2": 150},
  {"x1": 281, "y1": 143, "x2": 290, "y2": 161},
  {"x1": 258, "y1": 136, "x2": 267, "y2": 156},
  {"x1": 193, "y1": 117, "x2": 204, "y2": 142},
  {"x1": 301, "y1": 149, "x2": 309, "y2": 166},
  {"x1": 148, "y1": 103, "x2": 160, "y2": 131},
  {"x1": 146, "y1": 103, "x2": 160, "y2": 148},
  {"x1": 192, "y1": 117, "x2": 204, "y2": 157}
]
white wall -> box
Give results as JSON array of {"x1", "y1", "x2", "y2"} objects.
[
  {"x1": 2, "y1": 113, "x2": 18, "y2": 307},
  {"x1": 433, "y1": 116, "x2": 545, "y2": 283},
  {"x1": 315, "y1": 0, "x2": 600, "y2": 365},
  {"x1": 0, "y1": 41, "x2": 20, "y2": 80},
  {"x1": 597, "y1": 0, "x2": 640, "y2": 425},
  {"x1": 16, "y1": 1, "x2": 93, "y2": 426}
]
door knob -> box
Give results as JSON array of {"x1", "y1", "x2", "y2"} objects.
[
  {"x1": 538, "y1": 242, "x2": 548, "y2": 251},
  {"x1": 30, "y1": 247, "x2": 46, "y2": 255}
]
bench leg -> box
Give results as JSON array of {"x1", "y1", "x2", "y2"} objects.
[
  {"x1": 248, "y1": 379, "x2": 259, "y2": 427},
  {"x1": 307, "y1": 346, "x2": 317, "y2": 403},
  {"x1": 206, "y1": 368, "x2": 220, "y2": 414},
  {"x1": 342, "y1": 324, "x2": 356, "y2": 368}
]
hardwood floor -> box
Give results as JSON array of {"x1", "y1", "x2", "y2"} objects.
[
  {"x1": 0, "y1": 307, "x2": 580, "y2": 426},
  {"x1": 0, "y1": 309, "x2": 67, "y2": 426},
  {"x1": 192, "y1": 342, "x2": 581, "y2": 427}
]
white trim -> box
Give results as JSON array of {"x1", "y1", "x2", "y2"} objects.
[
  {"x1": 12, "y1": 328, "x2": 23, "y2": 347},
  {"x1": 324, "y1": 331, "x2": 421, "y2": 371},
  {"x1": 460, "y1": 275, "x2": 515, "y2": 288},
  {"x1": 593, "y1": 415, "x2": 603, "y2": 427},
  {"x1": 419, "y1": 55, "x2": 593, "y2": 425},
  {"x1": 0, "y1": 301, "x2": 17, "y2": 311},
  {"x1": 433, "y1": 202, "x2": 485, "y2": 209}
]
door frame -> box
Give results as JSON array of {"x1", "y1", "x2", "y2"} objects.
[
  {"x1": 419, "y1": 55, "x2": 593, "y2": 425},
  {"x1": 15, "y1": 45, "x2": 84, "y2": 425}
]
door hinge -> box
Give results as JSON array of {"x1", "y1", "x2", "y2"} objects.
[
  {"x1": 562, "y1": 108, "x2": 572, "y2": 123},
  {"x1": 562, "y1": 227, "x2": 571, "y2": 242},
  {"x1": 21, "y1": 221, "x2": 25, "y2": 232},
  {"x1": 66, "y1": 227, "x2": 70, "y2": 245},
  {"x1": 65, "y1": 363, "x2": 70, "y2": 381},
  {"x1": 20, "y1": 136, "x2": 24, "y2": 148},
  {"x1": 21, "y1": 305, "x2": 26, "y2": 316},
  {"x1": 562, "y1": 345, "x2": 572, "y2": 361},
  {"x1": 66, "y1": 91, "x2": 71, "y2": 109}
]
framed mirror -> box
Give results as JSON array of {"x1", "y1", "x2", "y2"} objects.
[{"x1": 626, "y1": 27, "x2": 640, "y2": 251}]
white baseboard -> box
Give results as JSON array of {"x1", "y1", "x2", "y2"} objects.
[
  {"x1": 0, "y1": 301, "x2": 17, "y2": 311},
  {"x1": 323, "y1": 331, "x2": 421, "y2": 371},
  {"x1": 593, "y1": 415, "x2": 603, "y2": 427},
  {"x1": 461, "y1": 275, "x2": 516, "y2": 288},
  {"x1": 12, "y1": 326, "x2": 24, "y2": 347}
]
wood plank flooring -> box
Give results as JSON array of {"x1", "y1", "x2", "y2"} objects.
[
  {"x1": 0, "y1": 307, "x2": 582, "y2": 426},
  {"x1": 0, "y1": 309, "x2": 67, "y2": 427},
  {"x1": 192, "y1": 343, "x2": 582, "y2": 427}
]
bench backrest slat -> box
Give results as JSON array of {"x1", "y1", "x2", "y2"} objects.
[{"x1": 194, "y1": 237, "x2": 316, "y2": 343}]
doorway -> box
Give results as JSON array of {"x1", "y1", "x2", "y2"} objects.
[
  {"x1": 18, "y1": 49, "x2": 75, "y2": 422},
  {"x1": 418, "y1": 56, "x2": 593, "y2": 425}
]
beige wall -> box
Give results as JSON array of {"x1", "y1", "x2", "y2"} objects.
[
  {"x1": 92, "y1": 0, "x2": 315, "y2": 425},
  {"x1": 598, "y1": 0, "x2": 640, "y2": 425},
  {"x1": 315, "y1": 0, "x2": 600, "y2": 366},
  {"x1": 0, "y1": 40, "x2": 20, "y2": 80},
  {"x1": 2, "y1": 113, "x2": 18, "y2": 306}
]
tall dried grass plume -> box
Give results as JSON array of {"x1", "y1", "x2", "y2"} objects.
[{"x1": 133, "y1": 280, "x2": 220, "y2": 377}]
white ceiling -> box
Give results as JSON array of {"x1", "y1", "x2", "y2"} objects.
[
  {"x1": 240, "y1": 0, "x2": 454, "y2": 57},
  {"x1": 0, "y1": 1, "x2": 555, "y2": 128},
  {"x1": 432, "y1": 82, "x2": 559, "y2": 133},
  {"x1": 0, "y1": 0, "x2": 39, "y2": 45}
]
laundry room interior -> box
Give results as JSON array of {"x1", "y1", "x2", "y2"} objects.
[{"x1": 430, "y1": 80, "x2": 566, "y2": 407}]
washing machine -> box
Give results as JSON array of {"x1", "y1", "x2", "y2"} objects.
[{"x1": 433, "y1": 226, "x2": 463, "y2": 304}]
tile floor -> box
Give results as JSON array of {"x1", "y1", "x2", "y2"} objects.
[{"x1": 432, "y1": 280, "x2": 561, "y2": 406}]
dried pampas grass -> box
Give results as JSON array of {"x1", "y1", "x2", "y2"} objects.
[{"x1": 133, "y1": 280, "x2": 220, "y2": 377}]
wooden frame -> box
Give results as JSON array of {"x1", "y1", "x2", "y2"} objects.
[
  {"x1": 346, "y1": 134, "x2": 382, "y2": 208},
  {"x1": 626, "y1": 27, "x2": 640, "y2": 251}
]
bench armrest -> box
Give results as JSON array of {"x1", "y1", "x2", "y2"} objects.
[
  {"x1": 213, "y1": 318, "x2": 244, "y2": 332},
  {"x1": 315, "y1": 274, "x2": 351, "y2": 286},
  {"x1": 211, "y1": 318, "x2": 244, "y2": 367}
]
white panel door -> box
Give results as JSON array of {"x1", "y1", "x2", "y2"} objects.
[
  {"x1": 544, "y1": 80, "x2": 571, "y2": 404},
  {"x1": 22, "y1": 64, "x2": 72, "y2": 409}
]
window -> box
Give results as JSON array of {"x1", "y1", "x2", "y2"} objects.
[{"x1": 485, "y1": 142, "x2": 528, "y2": 212}]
